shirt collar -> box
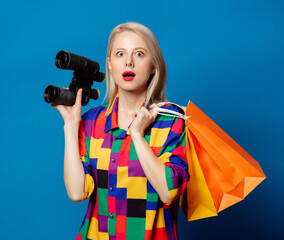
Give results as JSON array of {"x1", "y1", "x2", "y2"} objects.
[{"x1": 104, "y1": 92, "x2": 146, "y2": 134}]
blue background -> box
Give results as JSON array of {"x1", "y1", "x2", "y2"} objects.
[{"x1": 1, "y1": 0, "x2": 283, "y2": 239}]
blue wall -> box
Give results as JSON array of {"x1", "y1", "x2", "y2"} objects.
[{"x1": 1, "y1": 0, "x2": 283, "y2": 239}]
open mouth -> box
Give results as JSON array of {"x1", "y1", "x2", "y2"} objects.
[{"x1": 122, "y1": 71, "x2": 136, "y2": 81}]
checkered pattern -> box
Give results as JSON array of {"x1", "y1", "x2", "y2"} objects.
[{"x1": 76, "y1": 94, "x2": 189, "y2": 240}]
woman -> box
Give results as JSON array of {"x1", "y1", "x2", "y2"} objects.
[{"x1": 53, "y1": 22, "x2": 189, "y2": 240}]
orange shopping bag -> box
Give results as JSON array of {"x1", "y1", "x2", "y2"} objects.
[{"x1": 154, "y1": 101, "x2": 266, "y2": 221}]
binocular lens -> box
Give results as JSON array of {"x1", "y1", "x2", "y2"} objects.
[
  {"x1": 55, "y1": 51, "x2": 70, "y2": 68},
  {"x1": 44, "y1": 85, "x2": 75, "y2": 106},
  {"x1": 44, "y1": 85, "x2": 58, "y2": 103}
]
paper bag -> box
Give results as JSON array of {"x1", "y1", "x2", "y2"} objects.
[{"x1": 179, "y1": 100, "x2": 266, "y2": 221}]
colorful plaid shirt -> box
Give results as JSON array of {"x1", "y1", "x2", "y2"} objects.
[{"x1": 76, "y1": 94, "x2": 189, "y2": 240}]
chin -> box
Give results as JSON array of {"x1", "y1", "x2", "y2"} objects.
[{"x1": 118, "y1": 86, "x2": 146, "y2": 93}]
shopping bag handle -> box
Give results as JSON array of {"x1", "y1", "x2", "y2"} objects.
[{"x1": 153, "y1": 102, "x2": 191, "y2": 120}]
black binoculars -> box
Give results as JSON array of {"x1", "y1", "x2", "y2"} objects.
[{"x1": 44, "y1": 50, "x2": 105, "y2": 106}]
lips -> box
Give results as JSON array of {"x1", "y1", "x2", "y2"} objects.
[{"x1": 122, "y1": 71, "x2": 136, "y2": 81}]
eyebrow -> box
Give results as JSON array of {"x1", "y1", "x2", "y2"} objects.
[{"x1": 114, "y1": 47, "x2": 148, "y2": 53}]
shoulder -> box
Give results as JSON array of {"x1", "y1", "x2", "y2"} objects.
[
  {"x1": 159, "y1": 102, "x2": 185, "y2": 115},
  {"x1": 152, "y1": 102, "x2": 186, "y2": 133},
  {"x1": 155, "y1": 102, "x2": 185, "y2": 124},
  {"x1": 81, "y1": 102, "x2": 109, "y2": 121},
  {"x1": 80, "y1": 102, "x2": 109, "y2": 136},
  {"x1": 148, "y1": 103, "x2": 186, "y2": 148}
]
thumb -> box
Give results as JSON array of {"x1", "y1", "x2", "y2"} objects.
[
  {"x1": 149, "y1": 103, "x2": 158, "y2": 118},
  {"x1": 75, "y1": 89, "x2": 83, "y2": 106}
]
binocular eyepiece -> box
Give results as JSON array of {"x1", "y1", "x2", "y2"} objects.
[{"x1": 44, "y1": 50, "x2": 105, "y2": 106}]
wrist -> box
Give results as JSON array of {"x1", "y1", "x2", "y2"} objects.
[
  {"x1": 130, "y1": 130, "x2": 144, "y2": 140},
  {"x1": 64, "y1": 120, "x2": 80, "y2": 131}
]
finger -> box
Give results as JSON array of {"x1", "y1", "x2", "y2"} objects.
[
  {"x1": 51, "y1": 104, "x2": 61, "y2": 110},
  {"x1": 149, "y1": 103, "x2": 159, "y2": 115},
  {"x1": 135, "y1": 109, "x2": 148, "y2": 120},
  {"x1": 140, "y1": 108, "x2": 154, "y2": 120},
  {"x1": 152, "y1": 103, "x2": 159, "y2": 107},
  {"x1": 75, "y1": 89, "x2": 83, "y2": 106},
  {"x1": 149, "y1": 103, "x2": 159, "y2": 110},
  {"x1": 140, "y1": 107, "x2": 157, "y2": 122},
  {"x1": 53, "y1": 104, "x2": 63, "y2": 110},
  {"x1": 149, "y1": 107, "x2": 158, "y2": 119},
  {"x1": 149, "y1": 104, "x2": 157, "y2": 109},
  {"x1": 149, "y1": 102, "x2": 164, "y2": 108},
  {"x1": 136, "y1": 109, "x2": 145, "y2": 116},
  {"x1": 140, "y1": 107, "x2": 151, "y2": 116},
  {"x1": 150, "y1": 111, "x2": 157, "y2": 119}
]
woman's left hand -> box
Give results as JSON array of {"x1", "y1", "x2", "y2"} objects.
[{"x1": 130, "y1": 103, "x2": 159, "y2": 137}]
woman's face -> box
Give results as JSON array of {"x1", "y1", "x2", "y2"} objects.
[{"x1": 107, "y1": 31, "x2": 155, "y2": 94}]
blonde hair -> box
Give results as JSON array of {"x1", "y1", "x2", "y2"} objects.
[{"x1": 104, "y1": 22, "x2": 167, "y2": 108}]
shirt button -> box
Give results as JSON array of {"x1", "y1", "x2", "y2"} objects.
[
  {"x1": 110, "y1": 214, "x2": 114, "y2": 219},
  {"x1": 110, "y1": 186, "x2": 113, "y2": 191},
  {"x1": 112, "y1": 158, "x2": 115, "y2": 163}
]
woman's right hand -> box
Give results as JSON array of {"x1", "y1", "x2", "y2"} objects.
[
  {"x1": 51, "y1": 88, "x2": 83, "y2": 124},
  {"x1": 52, "y1": 88, "x2": 86, "y2": 202}
]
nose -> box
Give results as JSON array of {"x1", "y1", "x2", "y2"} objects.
[{"x1": 125, "y1": 54, "x2": 134, "y2": 67}]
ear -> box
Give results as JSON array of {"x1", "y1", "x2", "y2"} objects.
[
  {"x1": 107, "y1": 57, "x2": 112, "y2": 73},
  {"x1": 150, "y1": 65, "x2": 155, "y2": 74}
]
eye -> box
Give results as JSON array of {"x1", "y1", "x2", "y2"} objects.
[
  {"x1": 116, "y1": 51, "x2": 124, "y2": 56},
  {"x1": 135, "y1": 51, "x2": 144, "y2": 57}
]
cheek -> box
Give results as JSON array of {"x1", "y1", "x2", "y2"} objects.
[
  {"x1": 136, "y1": 59, "x2": 152, "y2": 71},
  {"x1": 111, "y1": 64, "x2": 121, "y2": 76},
  {"x1": 144, "y1": 61, "x2": 154, "y2": 74},
  {"x1": 109, "y1": 61, "x2": 119, "y2": 74}
]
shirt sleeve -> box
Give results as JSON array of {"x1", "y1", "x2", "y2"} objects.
[
  {"x1": 158, "y1": 117, "x2": 189, "y2": 205},
  {"x1": 78, "y1": 111, "x2": 95, "y2": 201}
]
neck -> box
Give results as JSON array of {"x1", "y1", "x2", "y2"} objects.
[{"x1": 118, "y1": 89, "x2": 146, "y2": 115}]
